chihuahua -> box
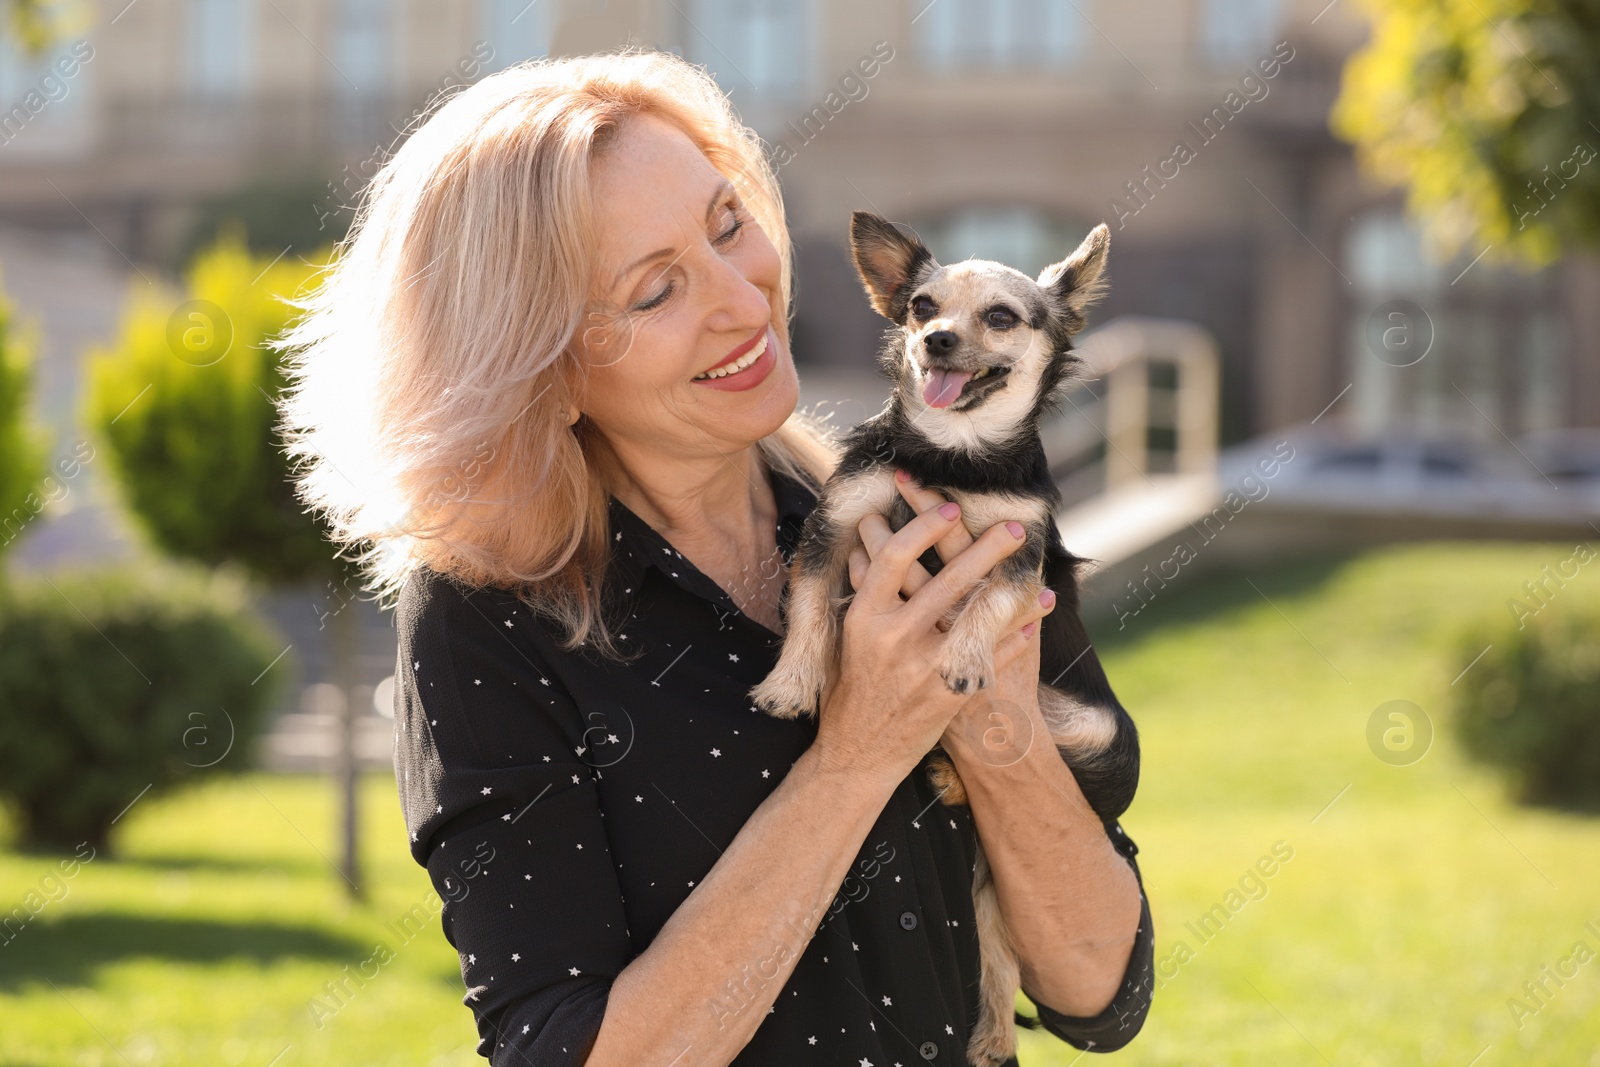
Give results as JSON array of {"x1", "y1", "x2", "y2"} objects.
[{"x1": 749, "y1": 211, "x2": 1141, "y2": 1066}]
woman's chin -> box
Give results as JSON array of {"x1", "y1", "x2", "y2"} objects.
[{"x1": 721, "y1": 373, "x2": 800, "y2": 444}]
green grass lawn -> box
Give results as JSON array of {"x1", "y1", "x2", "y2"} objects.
[{"x1": 3, "y1": 542, "x2": 1599, "y2": 1066}]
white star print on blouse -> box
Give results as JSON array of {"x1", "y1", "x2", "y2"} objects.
[{"x1": 394, "y1": 481, "x2": 1156, "y2": 1064}]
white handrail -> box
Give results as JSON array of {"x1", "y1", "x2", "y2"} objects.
[{"x1": 1045, "y1": 316, "x2": 1221, "y2": 491}]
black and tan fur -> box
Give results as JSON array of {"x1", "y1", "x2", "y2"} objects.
[{"x1": 749, "y1": 211, "x2": 1140, "y2": 1067}]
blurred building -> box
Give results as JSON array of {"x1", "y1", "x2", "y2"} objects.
[
  {"x1": 4, "y1": 0, "x2": 1596, "y2": 757},
  {"x1": 2, "y1": 0, "x2": 1596, "y2": 450}
]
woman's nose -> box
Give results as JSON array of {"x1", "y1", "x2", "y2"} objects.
[{"x1": 704, "y1": 249, "x2": 773, "y2": 327}]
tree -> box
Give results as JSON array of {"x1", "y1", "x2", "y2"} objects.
[
  {"x1": 0, "y1": 265, "x2": 44, "y2": 564},
  {"x1": 1331, "y1": 0, "x2": 1600, "y2": 266},
  {"x1": 4, "y1": 0, "x2": 88, "y2": 56},
  {"x1": 84, "y1": 231, "x2": 372, "y2": 898},
  {"x1": 84, "y1": 231, "x2": 336, "y2": 581}
]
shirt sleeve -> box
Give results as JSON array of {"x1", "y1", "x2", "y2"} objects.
[
  {"x1": 1021, "y1": 819, "x2": 1155, "y2": 1053},
  {"x1": 393, "y1": 570, "x2": 633, "y2": 1067}
]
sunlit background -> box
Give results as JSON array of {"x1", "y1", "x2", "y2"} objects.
[{"x1": 0, "y1": 1, "x2": 1597, "y2": 1064}]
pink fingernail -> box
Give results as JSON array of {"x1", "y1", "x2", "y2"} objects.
[
  {"x1": 1006, "y1": 521, "x2": 1025, "y2": 539},
  {"x1": 1022, "y1": 621, "x2": 1038, "y2": 636},
  {"x1": 939, "y1": 502, "x2": 960, "y2": 519},
  {"x1": 895, "y1": 469, "x2": 910, "y2": 482},
  {"x1": 1040, "y1": 589, "x2": 1056, "y2": 607}
]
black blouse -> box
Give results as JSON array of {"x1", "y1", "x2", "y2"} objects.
[{"x1": 392, "y1": 463, "x2": 1155, "y2": 1066}]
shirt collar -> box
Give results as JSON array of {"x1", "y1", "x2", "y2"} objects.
[{"x1": 603, "y1": 464, "x2": 818, "y2": 611}]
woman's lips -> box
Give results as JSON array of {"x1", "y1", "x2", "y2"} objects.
[
  {"x1": 694, "y1": 327, "x2": 769, "y2": 379},
  {"x1": 691, "y1": 327, "x2": 776, "y2": 391}
]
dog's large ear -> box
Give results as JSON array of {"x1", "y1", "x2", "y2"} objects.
[
  {"x1": 1037, "y1": 223, "x2": 1110, "y2": 332},
  {"x1": 849, "y1": 211, "x2": 935, "y2": 322}
]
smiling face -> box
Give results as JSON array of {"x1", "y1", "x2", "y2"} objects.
[
  {"x1": 578, "y1": 112, "x2": 798, "y2": 472},
  {"x1": 904, "y1": 260, "x2": 1052, "y2": 413},
  {"x1": 847, "y1": 212, "x2": 1110, "y2": 447}
]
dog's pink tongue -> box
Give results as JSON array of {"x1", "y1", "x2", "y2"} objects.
[{"x1": 924, "y1": 368, "x2": 973, "y2": 408}]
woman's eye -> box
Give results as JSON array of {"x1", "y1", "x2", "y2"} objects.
[
  {"x1": 714, "y1": 207, "x2": 744, "y2": 246},
  {"x1": 911, "y1": 296, "x2": 937, "y2": 319},
  {"x1": 986, "y1": 307, "x2": 1018, "y2": 329},
  {"x1": 631, "y1": 282, "x2": 674, "y2": 312}
]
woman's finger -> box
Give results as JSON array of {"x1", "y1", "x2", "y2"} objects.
[
  {"x1": 853, "y1": 496, "x2": 970, "y2": 617},
  {"x1": 993, "y1": 587, "x2": 1057, "y2": 672},
  {"x1": 894, "y1": 469, "x2": 975, "y2": 566},
  {"x1": 901, "y1": 520, "x2": 1029, "y2": 634},
  {"x1": 857, "y1": 513, "x2": 933, "y2": 601},
  {"x1": 847, "y1": 543, "x2": 870, "y2": 593}
]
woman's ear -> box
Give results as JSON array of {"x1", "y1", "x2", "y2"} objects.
[{"x1": 849, "y1": 211, "x2": 936, "y2": 322}]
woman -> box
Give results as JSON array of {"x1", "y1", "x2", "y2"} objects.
[{"x1": 276, "y1": 50, "x2": 1153, "y2": 1067}]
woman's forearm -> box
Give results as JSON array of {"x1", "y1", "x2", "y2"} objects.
[
  {"x1": 584, "y1": 738, "x2": 900, "y2": 1067},
  {"x1": 944, "y1": 701, "x2": 1143, "y2": 1018}
]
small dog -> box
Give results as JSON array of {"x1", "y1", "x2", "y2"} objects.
[{"x1": 750, "y1": 211, "x2": 1140, "y2": 1067}]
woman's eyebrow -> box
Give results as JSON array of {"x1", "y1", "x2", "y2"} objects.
[{"x1": 609, "y1": 178, "x2": 736, "y2": 292}]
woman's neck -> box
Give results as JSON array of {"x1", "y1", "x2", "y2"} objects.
[
  {"x1": 603, "y1": 443, "x2": 768, "y2": 533},
  {"x1": 602, "y1": 443, "x2": 785, "y2": 629}
]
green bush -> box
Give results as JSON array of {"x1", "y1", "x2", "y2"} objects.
[
  {"x1": 1453, "y1": 591, "x2": 1600, "y2": 810},
  {"x1": 0, "y1": 561, "x2": 288, "y2": 853}
]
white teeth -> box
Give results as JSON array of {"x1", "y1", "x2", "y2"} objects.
[
  {"x1": 694, "y1": 333, "x2": 768, "y2": 380},
  {"x1": 972, "y1": 368, "x2": 988, "y2": 379}
]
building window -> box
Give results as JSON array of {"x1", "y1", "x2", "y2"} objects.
[
  {"x1": 1343, "y1": 208, "x2": 1565, "y2": 441},
  {"x1": 915, "y1": 0, "x2": 1085, "y2": 71},
  {"x1": 671, "y1": 0, "x2": 811, "y2": 102},
  {"x1": 187, "y1": 0, "x2": 253, "y2": 96},
  {"x1": 915, "y1": 205, "x2": 1090, "y2": 279},
  {"x1": 332, "y1": 0, "x2": 391, "y2": 96},
  {"x1": 1196, "y1": 0, "x2": 1281, "y2": 65},
  {"x1": 480, "y1": 0, "x2": 549, "y2": 72},
  {"x1": 0, "y1": 36, "x2": 93, "y2": 155}
]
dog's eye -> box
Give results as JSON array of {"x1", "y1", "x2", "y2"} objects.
[
  {"x1": 910, "y1": 295, "x2": 937, "y2": 320},
  {"x1": 985, "y1": 307, "x2": 1019, "y2": 329}
]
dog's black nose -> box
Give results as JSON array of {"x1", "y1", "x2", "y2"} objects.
[{"x1": 924, "y1": 330, "x2": 958, "y2": 356}]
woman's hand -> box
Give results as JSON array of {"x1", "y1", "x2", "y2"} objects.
[
  {"x1": 816, "y1": 495, "x2": 1031, "y2": 787},
  {"x1": 847, "y1": 470, "x2": 1058, "y2": 758},
  {"x1": 846, "y1": 469, "x2": 1055, "y2": 658}
]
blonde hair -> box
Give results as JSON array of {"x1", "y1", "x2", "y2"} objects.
[{"x1": 273, "y1": 49, "x2": 841, "y2": 662}]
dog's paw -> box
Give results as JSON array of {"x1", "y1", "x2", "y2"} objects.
[
  {"x1": 938, "y1": 646, "x2": 992, "y2": 695},
  {"x1": 967, "y1": 1025, "x2": 1018, "y2": 1067},
  {"x1": 749, "y1": 669, "x2": 822, "y2": 720}
]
